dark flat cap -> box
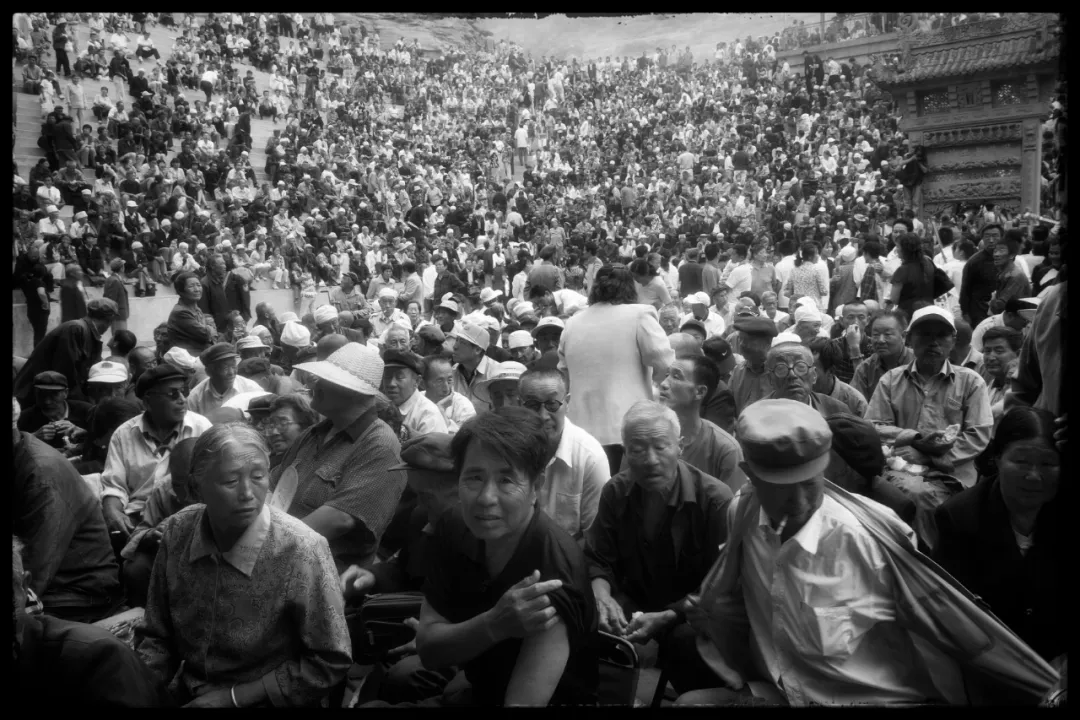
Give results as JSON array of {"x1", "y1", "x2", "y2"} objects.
[
  {"x1": 733, "y1": 316, "x2": 779, "y2": 337},
  {"x1": 33, "y1": 371, "x2": 68, "y2": 390},
  {"x1": 199, "y1": 342, "x2": 238, "y2": 367},
  {"x1": 680, "y1": 318, "x2": 707, "y2": 336},
  {"x1": 825, "y1": 412, "x2": 886, "y2": 482},
  {"x1": 390, "y1": 432, "x2": 457, "y2": 487},
  {"x1": 247, "y1": 393, "x2": 279, "y2": 418},
  {"x1": 383, "y1": 350, "x2": 424, "y2": 375},
  {"x1": 135, "y1": 364, "x2": 188, "y2": 398},
  {"x1": 295, "y1": 345, "x2": 319, "y2": 364},
  {"x1": 736, "y1": 399, "x2": 832, "y2": 484},
  {"x1": 237, "y1": 357, "x2": 272, "y2": 378}
]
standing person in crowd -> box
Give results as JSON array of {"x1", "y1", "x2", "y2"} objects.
[
  {"x1": 960, "y1": 224, "x2": 1003, "y2": 329},
  {"x1": 102, "y1": 258, "x2": 130, "y2": 333},
  {"x1": 559, "y1": 265, "x2": 674, "y2": 475},
  {"x1": 988, "y1": 229, "x2": 1032, "y2": 315}
]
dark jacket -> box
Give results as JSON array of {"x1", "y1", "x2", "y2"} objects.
[
  {"x1": 199, "y1": 272, "x2": 249, "y2": 330},
  {"x1": 166, "y1": 302, "x2": 215, "y2": 355},
  {"x1": 59, "y1": 278, "x2": 88, "y2": 324},
  {"x1": 700, "y1": 382, "x2": 737, "y2": 435},
  {"x1": 433, "y1": 270, "x2": 466, "y2": 305},
  {"x1": 677, "y1": 261, "x2": 704, "y2": 296},
  {"x1": 959, "y1": 248, "x2": 997, "y2": 327},
  {"x1": 14, "y1": 318, "x2": 103, "y2": 405},
  {"x1": 934, "y1": 477, "x2": 1065, "y2": 662},
  {"x1": 102, "y1": 275, "x2": 130, "y2": 321},
  {"x1": 17, "y1": 400, "x2": 95, "y2": 448},
  {"x1": 16, "y1": 613, "x2": 173, "y2": 707}
]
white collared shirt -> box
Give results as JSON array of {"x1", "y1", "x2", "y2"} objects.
[
  {"x1": 740, "y1": 494, "x2": 938, "y2": 706},
  {"x1": 454, "y1": 354, "x2": 498, "y2": 413},
  {"x1": 432, "y1": 391, "x2": 476, "y2": 434},
  {"x1": 397, "y1": 389, "x2": 448, "y2": 436},
  {"x1": 536, "y1": 418, "x2": 610, "y2": 538},
  {"x1": 186, "y1": 375, "x2": 264, "y2": 418}
]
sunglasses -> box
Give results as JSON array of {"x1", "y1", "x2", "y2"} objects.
[{"x1": 146, "y1": 388, "x2": 185, "y2": 401}]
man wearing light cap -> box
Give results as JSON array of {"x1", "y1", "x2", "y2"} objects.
[
  {"x1": 372, "y1": 287, "x2": 410, "y2": 338},
  {"x1": 681, "y1": 398, "x2": 1052, "y2": 706},
  {"x1": 449, "y1": 321, "x2": 499, "y2": 413},
  {"x1": 791, "y1": 303, "x2": 828, "y2": 344},
  {"x1": 86, "y1": 360, "x2": 130, "y2": 404},
  {"x1": 865, "y1": 307, "x2": 992, "y2": 548},
  {"x1": 382, "y1": 350, "x2": 447, "y2": 436},
  {"x1": 680, "y1": 291, "x2": 726, "y2": 339},
  {"x1": 186, "y1": 342, "x2": 264, "y2": 418},
  {"x1": 506, "y1": 329, "x2": 539, "y2": 366},
  {"x1": 312, "y1": 304, "x2": 341, "y2": 342}
]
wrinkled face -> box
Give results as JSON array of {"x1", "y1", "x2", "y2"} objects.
[
  {"x1": 263, "y1": 407, "x2": 303, "y2": 456},
  {"x1": 910, "y1": 323, "x2": 955, "y2": 365},
  {"x1": 658, "y1": 358, "x2": 703, "y2": 412},
  {"x1": 740, "y1": 333, "x2": 773, "y2": 367},
  {"x1": 659, "y1": 310, "x2": 680, "y2": 335},
  {"x1": 458, "y1": 440, "x2": 539, "y2": 542},
  {"x1": 794, "y1": 320, "x2": 821, "y2": 343},
  {"x1": 385, "y1": 328, "x2": 411, "y2": 353},
  {"x1": 869, "y1": 316, "x2": 905, "y2": 358},
  {"x1": 749, "y1": 472, "x2": 824, "y2": 531},
  {"x1": 452, "y1": 338, "x2": 482, "y2": 366},
  {"x1": 997, "y1": 439, "x2": 1059, "y2": 514},
  {"x1": 424, "y1": 362, "x2": 454, "y2": 401},
  {"x1": 534, "y1": 330, "x2": 560, "y2": 354},
  {"x1": 199, "y1": 441, "x2": 270, "y2": 535},
  {"x1": 382, "y1": 366, "x2": 419, "y2": 405},
  {"x1": 488, "y1": 379, "x2": 521, "y2": 410},
  {"x1": 207, "y1": 357, "x2": 237, "y2": 391},
  {"x1": 624, "y1": 418, "x2": 681, "y2": 493},
  {"x1": 519, "y1": 376, "x2": 567, "y2": 446},
  {"x1": 981, "y1": 337, "x2": 1017, "y2": 379},
  {"x1": 36, "y1": 388, "x2": 67, "y2": 419},
  {"x1": 143, "y1": 378, "x2": 188, "y2": 427},
  {"x1": 379, "y1": 296, "x2": 396, "y2": 313},
  {"x1": 767, "y1": 345, "x2": 817, "y2": 404}
]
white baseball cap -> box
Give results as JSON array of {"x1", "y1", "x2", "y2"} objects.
[
  {"x1": 507, "y1": 330, "x2": 534, "y2": 350},
  {"x1": 907, "y1": 306, "x2": 955, "y2": 332},
  {"x1": 88, "y1": 360, "x2": 129, "y2": 384}
]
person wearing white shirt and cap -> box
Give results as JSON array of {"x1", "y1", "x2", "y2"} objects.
[
  {"x1": 381, "y1": 350, "x2": 448, "y2": 436},
  {"x1": 313, "y1": 303, "x2": 340, "y2": 340},
  {"x1": 506, "y1": 329, "x2": 540, "y2": 366},
  {"x1": 372, "y1": 287, "x2": 410, "y2": 338},
  {"x1": 185, "y1": 342, "x2": 264, "y2": 418},
  {"x1": 680, "y1": 291, "x2": 726, "y2": 339},
  {"x1": 680, "y1": 398, "x2": 1054, "y2": 707},
  {"x1": 280, "y1": 321, "x2": 313, "y2": 376},
  {"x1": 791, "y1": 304, "x2": 829, "y2": 344},
  {"x1": 472, "y1": 360, "x2": 528, "y2": 410}
]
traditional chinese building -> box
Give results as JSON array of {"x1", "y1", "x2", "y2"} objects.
[{"x1": 879, "y1": 13, "x2": 1061, "y2": 219}]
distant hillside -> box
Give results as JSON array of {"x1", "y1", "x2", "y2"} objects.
[{"x1": 330, "y1": 13, "x2": 827, "y2": 60}]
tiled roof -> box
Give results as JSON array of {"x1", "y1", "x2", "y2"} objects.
[{"x1": 899, "y1": 35, "x2": 1058, "y2": 82}]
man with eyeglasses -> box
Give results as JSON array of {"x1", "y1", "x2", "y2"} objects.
[
  {"x1": 262, "y1": 394, "x2": 318, "y2": 470},
  {"x1": 518, "y1": 368, "x2": 609, "y2": 541},
  {"x1": 100, "y1": 364, "x2": 211, "y2": 540}
]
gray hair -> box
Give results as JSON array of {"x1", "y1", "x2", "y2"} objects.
[
  {"x1": 621, "y1": 400, "x2": 681, "y2": 445},
  {"x1": 187, "y1": 423, "x2": 270, "y2": 502}
]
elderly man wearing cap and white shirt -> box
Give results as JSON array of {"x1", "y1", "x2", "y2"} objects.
[
  {"x1": 382, "y1": 350, "x2": 448, "y2": 436},
  {"x1": 100, "y1": 364, "x2": 212, "y2": 538},
  {"x1": 371, "y1": 287, "x2": 411, "y2": 338},
  {"x1": 680, "y1": 399, "x2": 1054, "y2": 707},
  {"x1": 185, "y1": 342, "x2": 264, "y2": 418},
  {"x1": 269, "y1": 342, "x2": 407, "y2": 573},
  {"x1": 680, "y1": 292, "x2": 726, "y2": 339},
  {"x1": 86, "y1": 360, "x2": 130, "y2": 404},
  {"x1": 506, "y1": 329, "x2": 540, "y2": 366},
  {"x1": 449, "y1": 321, "x2": 500, "y2": 413},
  {"x1": 864, "y1": 306, "x2": 993, "y2": 550}
]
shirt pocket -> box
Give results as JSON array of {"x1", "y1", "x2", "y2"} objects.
[
  {"x1": 944, "y1": 396, "x2": 964, "y2": 427},
  {"x1": 553, "y1": 491, "x2": 581, "y2": 536},
  {"x1": 301, "y1": 464, "x2": 342, "y2": 508},
  {"x1": 796, "y1": 603, "x2": 857, "y2": 659}
]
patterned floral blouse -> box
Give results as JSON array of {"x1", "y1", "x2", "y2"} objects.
[{"x1": 135, "y1": 504, "x2": 352, "y2": 707}]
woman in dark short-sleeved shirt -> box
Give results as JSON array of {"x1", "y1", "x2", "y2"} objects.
[{"x1": 417, "y1": 408, "x2": 598, "y2": 707}]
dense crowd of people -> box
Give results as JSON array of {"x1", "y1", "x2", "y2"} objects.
[
  {"x1": 775, "y1": 12, "x2": 1007, "y2": 52},
  {"x1": 12, "y1": 11, "x2": 1067, "y2": 709}
]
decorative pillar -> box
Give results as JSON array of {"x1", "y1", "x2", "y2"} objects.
[{"x1": 1020, "y1": 116, "x2": 1042, "y2": 214}]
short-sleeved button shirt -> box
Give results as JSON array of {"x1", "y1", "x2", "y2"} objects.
[
  {"x1": 270, "y1": 408, "x2": 406, "y2": 572},
  {"x1": 423, "y1": 508, "x2": 598, "y2": 707}
]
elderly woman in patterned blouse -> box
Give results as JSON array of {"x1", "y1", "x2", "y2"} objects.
[{"x1": 135, "y1": 423, "x2": 352, "y2": 707}]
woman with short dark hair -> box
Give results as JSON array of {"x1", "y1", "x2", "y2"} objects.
[
  {"x1": 167, "y1": 271, "x2": 216, "y2": 355},
  {"x1": 629, "y1": 257, "x2": 671, "y2": 310},
  {"x1": 888, "y1": 232, "x2": 936, "y2": 317},
  {"x1": 416, "y1": 408, "x2": 598, "y2": 707}
]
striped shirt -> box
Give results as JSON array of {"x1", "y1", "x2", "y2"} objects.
[
  {"x1": 269, "y1": 408, "x2": 406, "y2": 572},
  {"x1": 100, "y1": 412, "x2": 212, "y2": 516}
]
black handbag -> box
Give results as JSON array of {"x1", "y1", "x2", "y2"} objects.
[
  {"x1": 348, "y1": 592, "x2": 424, "y2": 665},
  {"x1": 931, "y1": 262, "x2": 954, "y2": 299}
]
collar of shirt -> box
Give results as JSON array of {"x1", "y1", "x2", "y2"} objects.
[
  {"x1": 902, "y1": 358, "x2": 956, "y2": 382},
  {"x1": 312, "y1": 406, "x2": 378, "y2": 445},
  {"x1": 187, "y1": 503, "x2": 272, "y2": 577},
  {"x1": 141, "y1": 415, "x2": 180, "y2": 455},
  {"x1": 547, "y1": 417, "x2": 580, "y2": 470},
  {"x1": 756, "y1": 501, "x2": 825, "y2": 555},
  {"x1": 629, "y1": 460, "x2": 702, "y2": 510}
]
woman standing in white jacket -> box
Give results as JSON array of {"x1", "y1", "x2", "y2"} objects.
[{"x1": 558, "y1": 265, "x2": 674, "y2": 474}]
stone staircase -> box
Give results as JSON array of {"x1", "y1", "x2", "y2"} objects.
[{"x1": 12, "y1": 14, "x2": 337, "y2": 222}]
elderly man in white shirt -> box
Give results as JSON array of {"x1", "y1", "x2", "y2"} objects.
[
  {"x1": 422, "y1": 354, "x2": 475, "y2": 434},
  {"x1": 518, "y1": 367, "x2": 610, "y2": 541},
  {"x1": 185, "y1": 343, "x2": 264, "y2": 418},
  {"x1": 382, "y1": 350, "x2": 448, "y2": 437}
]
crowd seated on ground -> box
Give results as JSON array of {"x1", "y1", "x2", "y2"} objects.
[{"x1": 10, "y1": 11, "x2": 1066, "y2": 709}]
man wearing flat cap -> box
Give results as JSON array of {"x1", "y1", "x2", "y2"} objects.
[
  {"x1": 100, "y1": 364, "x2": 212, "y2": 539},
  {"x1": 864, "y1": 306, "x2": 993, "y2": 551},
  {"x1": 185, "y1": 342, "x2": 264, "y2": 417},
  {"x1": 727, "y1": 315, "x2": 778, "y2": 415},
  {"x1": 16, "y1": 371, "x2": 94, "y2": 450},
  {"x1": 382, "y1": 350, "x2": 448, "y2": 436},
  {"x1": 680, "y1": 399, "x2": 1057, "y2": 706},
  {"x1": 15, "y1": 298, "x2": 119, "y2": 407}
]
